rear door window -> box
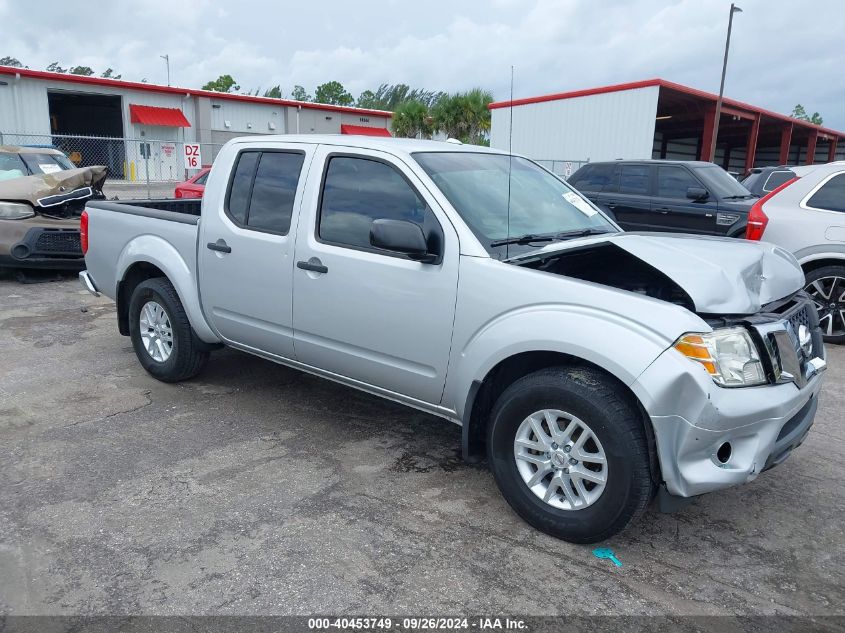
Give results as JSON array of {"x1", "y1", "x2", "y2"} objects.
[
  {"x1": 0, "y1": 152, "x2": 28, "y2": 179},
  {"x1": 569, "y1": 163, "x2": 617, "y2": 192},
  {"x1": 619, "y1": 165, "x2": 650, "y2": 195},
  {"x1": 806, "y1": 173, "x2": 845, "y2": 213},
  {"x1": 225, "y1": 150, "x2": 305, "y2": 234},
  {"x1": 657, "y1": 166, "x2": 702, "y2": 198}
]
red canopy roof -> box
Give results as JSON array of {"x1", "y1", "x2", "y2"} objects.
[
  {"x1": 340, "y1": 124, "x2": 392, "y2": 137},
  {"x1": 129, "y1": 104, "x2": 191, "y2": 127}
]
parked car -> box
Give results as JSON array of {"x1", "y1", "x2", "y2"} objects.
[
  {"x1": 744, "y1": 161, "x2": 845, "y2": 343},
  {"x1": 568, "y1": 159, "x2": 757, "y2": 237},
  {"x1": 174, "y1": 167, "x2": 210, "y2": 199},
  {"x1": 741, "y1": 166, "x2": 797, "y2": 197},
  {"x1": 0, "y1": 146, "x2": 106, "y2": 270},
  {"x1": 79, "y1": 136, "x2": 826, "y2": 543}
]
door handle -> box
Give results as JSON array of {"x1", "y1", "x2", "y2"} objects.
[
  {"x1": 605, "y1": 201, "x2": 618, "y2": 209},
  {"x1": 207, "y1": 239, "x2": 231, "y2": 253},
  {"x1": 297, "y1": 259, "x2": 328, "y2": 274},
  {"x1": 654, "y1": 207, "x2": 671, "y2": 214}
]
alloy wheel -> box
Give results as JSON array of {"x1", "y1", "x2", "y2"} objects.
[
  {"x1": 806, "y1": 276, "x2": 845, "y2": 337},
  {"x1": 139, "y1": 300, "x2": 174, "y2": 362}
]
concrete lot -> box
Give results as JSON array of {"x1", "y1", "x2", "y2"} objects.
[{"x1": 1, "y1": 276, "x2": 843, "y2": 617}]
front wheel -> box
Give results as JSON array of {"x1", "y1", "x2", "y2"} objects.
[
  {"x1": 128, "y1": 277, "x2": 209, "y2": 382},
  {"x1": 805, "y1": 265, "x2": 845, "y2": 344},
  {"x1": 487, "y1": 366, "x2": 654, "y2": 543}
]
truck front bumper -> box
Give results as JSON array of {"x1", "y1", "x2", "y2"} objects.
[{"x1": 633, "y1": 343, "x2": 825, "y2": 498}]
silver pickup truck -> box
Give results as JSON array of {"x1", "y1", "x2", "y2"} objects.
[{"x1": 80, "y1": 136, "x2": 827, "y2": 543}]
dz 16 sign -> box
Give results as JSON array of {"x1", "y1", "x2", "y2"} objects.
[{"x1": 183, "y1": 144, "x2": 202, "y2": 169}]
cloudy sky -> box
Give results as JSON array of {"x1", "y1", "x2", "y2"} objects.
[{"x1": 2, "y1": 0, "x2": 843, "y2": 128}]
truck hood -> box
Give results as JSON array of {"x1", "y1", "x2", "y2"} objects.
[{"x1": 524, "y1": 232, "x2": 804, "y2": 315}]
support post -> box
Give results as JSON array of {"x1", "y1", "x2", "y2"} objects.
[
  {"x1": 828, "y1": 138, "x2": 838, "y2": 163},
  {"x1": 700, "y1": 105, "x2": 717, "y2": 162},
  {"x1": 744, "y1": 114, "x2": 760, "y2": 174},
  {"x1": 779, "y1": 124, "x2": 793, "y2": 165},
  {"x1": 805, "y1": 130, "x2": 818, "y2": 165}
]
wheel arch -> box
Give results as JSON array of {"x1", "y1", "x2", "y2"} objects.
[
  {"x1": 800, "y1": 257, "x2": 845, "y2": 275},
  {"x1": 461, "y1": 350, "x2": 660, "y2": 486}
]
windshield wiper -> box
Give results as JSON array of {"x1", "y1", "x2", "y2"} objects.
[
  {"x1": 490, "y1": 233, "x2": 557, "y2": 247},
  {"x1": 490, "y1": 228, "x2": 614, "y2": 248},
  {"x1": 552, "y1": 228, "x2": 615, "y2": 240},
  {"x1": 723, "y1": 194, "x2": 755, "y2": 200}
]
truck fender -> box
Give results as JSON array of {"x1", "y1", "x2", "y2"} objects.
[
  {"x1": 446, "y1": 305, "x2": 672, "y2": 425},
  {"x1": 116, "y1": 235, "x2": 219, "y2": 343}
]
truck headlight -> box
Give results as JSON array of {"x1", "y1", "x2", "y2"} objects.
[
  {"x1": 673, "y1": 327, "x2": 767, "y2": 387},
  {"x1": 0, "y1": 202, "x2": 35, "y2": 220}
]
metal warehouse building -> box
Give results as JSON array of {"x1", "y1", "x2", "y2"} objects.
[
  {"x1": 0, "y1": 67, "x2": 392, "y2": 181},
  {"x1": 490, "y1": 78, "x2": 845, "y2": 176}
]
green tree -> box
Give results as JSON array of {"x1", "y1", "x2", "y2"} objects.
[
  {"x1": 101, "y1": 68, "x2": 122, "y2": 79},
  {"x1": 202, "y1": 74, "x2": 240, "y2": 93},
  {"x1": 431, "y1": 88, "x2": 493, "y2": 144},
  {"x1": 264, "y1": 85, "x2": 282, "y2": 98},
  {"x1": 0, "y1": 56, "x2": 23, "y2": 67},
  {"x1": 291, "y1": 85, "x2": 311, "y2": 102},
  {"x1": 357, "y1": 83, "x2": 445, "y2": 110},
  {"x1": 69, "y1": 66, "x2": 94, "y2": 76},
  {"x1": 392, "y1": 100, "x2": 433, "y2": 138},
  {"x1": 356, "y1": 89, "x2": 379, "y2": 109},
  {"x1": 314, "y1": 80, "x2": 354, "y2": 106},
  {"x1": 791, "y1": 103, "x2": 823, "y2": 125},
  {"x1": 46, "y1": 61, "x2": 67, "y2": 73}
]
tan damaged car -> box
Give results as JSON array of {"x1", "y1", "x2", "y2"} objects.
[{"x1": 0, "y1": 146, "x2": 106, "y2": 269}]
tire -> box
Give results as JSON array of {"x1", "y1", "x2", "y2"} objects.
[
  {"x1": 128, "y1": 277, "x2": 209, "y2": 382},
  {"x1": 487, "y1": 366, "x2": 654, "y2": 543},
  {"x1": 805, "y1": 265, "x2": 845, "y2": 344}
]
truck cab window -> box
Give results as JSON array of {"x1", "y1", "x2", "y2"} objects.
[
  {"x1": 319, "y1": 156, "x2": 438, "y2": 251},
  {"x1": 225, "y1": 150, "x2": 305, "y2": 234}
]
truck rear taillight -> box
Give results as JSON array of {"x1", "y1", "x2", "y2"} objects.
[
  {"x1": 745, "y1": 177, "x2": 798, "y2": 241},
  {"x1": 80, "y1": 210, "x2": 89, "y2": 255}
]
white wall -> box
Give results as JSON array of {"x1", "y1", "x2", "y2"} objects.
[{"x1": 490, "y1": 86, "x2": 660, "y2": 162}]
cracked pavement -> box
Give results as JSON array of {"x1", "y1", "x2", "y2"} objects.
[{"x1": 0, "y1": 275, "x2": 843, "y2": 616}]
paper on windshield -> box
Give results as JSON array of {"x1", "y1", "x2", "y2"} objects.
[
  {"x1": 38, "y1": 164, "x2": 62, "y2": 174},
  {"x1": 563, "y1": 191, "x2": 597, "y2": 217}
]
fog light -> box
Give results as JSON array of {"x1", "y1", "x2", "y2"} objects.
[{"x1": 11, "y1": 243, "x2": 30, "y2": 259}]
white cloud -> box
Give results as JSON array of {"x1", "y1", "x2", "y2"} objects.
[{"x1": 1, "y1": 0, "x2": 843, "y2": 128}]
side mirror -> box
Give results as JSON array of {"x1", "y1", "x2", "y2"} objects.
[
  {"x1": 370, "y1": 219, "x2": 437, "y2": 263},
  {"x1": 686, "y1": 186, "x2": 709, "y2": 201}
]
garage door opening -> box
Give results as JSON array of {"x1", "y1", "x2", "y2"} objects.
[{"x1": 48, "y1": 91, "x2": 125, "y2": 176}]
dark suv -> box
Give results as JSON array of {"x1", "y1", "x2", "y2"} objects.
[
  {"x1": 568, "y1": 160, "x2": 757, "y2": 237},
  {"x1": 740, "y1": 166, "x2": 797, "y2": 197}
]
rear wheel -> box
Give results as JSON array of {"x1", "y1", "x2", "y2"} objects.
[
  {"x1": 805, "y1": 265, "x2": 845, "y2": 344},
  {"x1": 128, "y1": 277, "x2": 209, "y2": 382},
  {"x1": 487, "y1": 366, "x2": 654, "y2": 543}
]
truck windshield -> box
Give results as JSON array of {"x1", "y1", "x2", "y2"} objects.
[{"x1": 414, "y1": 152, "x2": 617, "y2": 258}]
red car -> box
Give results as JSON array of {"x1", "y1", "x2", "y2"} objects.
[{"x1": 174, "y1": 167, "x2": 210, "y2": 199}]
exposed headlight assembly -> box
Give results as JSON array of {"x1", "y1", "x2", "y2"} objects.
[
  {"x1": 674, "y1": 327, "x2": 767, "y2": 387},
  {"x1": 0, "y1": 202, "x2": 35, "y2": 220}
]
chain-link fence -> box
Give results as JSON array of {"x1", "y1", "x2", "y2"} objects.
[
  {"x1": 534, "y1": 159, "x2": 590, "y2": 180},
  {"x1": 0, "y1": 132, "x2": 221, "y2": 186}
]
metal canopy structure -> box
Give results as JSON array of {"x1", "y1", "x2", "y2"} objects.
[{"x1": 489, "y1": 79, "x2": 844, "y2": 172}]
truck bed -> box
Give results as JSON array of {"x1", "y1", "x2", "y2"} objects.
[{"x1": 86, "y1": 199, "x2": 201, "y2": 224}]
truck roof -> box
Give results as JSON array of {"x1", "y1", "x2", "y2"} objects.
[{"x1": 227, "y1": 134, "x2": 508, "y2": 156}]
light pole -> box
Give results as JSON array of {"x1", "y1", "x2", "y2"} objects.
[
  {"x1": 160, "y1": 54, "x2": 170, "y2": 86},
  {"x1": 709, "y1": 3, "x2": 742, "y2": 164}
]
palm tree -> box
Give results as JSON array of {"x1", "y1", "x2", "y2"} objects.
[
  {"x1": 431, "y1": 89, "x2": 493, "y2": 144},
  {"x1": 392, "y1": 100, "x2": 432, "y2": 138}
]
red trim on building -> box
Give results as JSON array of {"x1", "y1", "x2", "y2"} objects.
[
  {"x1": 488, "y1": 77, "x2": 844, "y2": 140},
  {"x1": 0, "y1": 66, "x2": 393, "y2": 119},
  {"x1": 699, "y1": 104, "x2": 716, "y2": 161},
  {"x1": 779, "y1": 124, "x2": 793, "y2": 165},
  {"x1": 129, "y1": 104, "x2": 191, "y2": 127},
  {"x1": 805, "y1": 130, "x2": 818, "y2": 166},
  {"x1": 340, "y1": 124, "x2": 392, "y2": 137},
  {"x1": 744, "y1": 114, "x2": 761, "y2": 173},
  {"x1": 829, "y1": 138, "x2": 838, "y2": 163}
]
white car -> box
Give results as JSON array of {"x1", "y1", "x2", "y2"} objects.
[{"x1": 746, "y1": 161, "x2": 845, "y2": 343}]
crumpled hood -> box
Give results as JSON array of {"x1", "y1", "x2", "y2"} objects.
[
  {"x1": 0, "y1": 166, "x2": 107, "y2": 206},
  {"x1": 602, "y1": 233, "x2": 803, "y2": 314}
]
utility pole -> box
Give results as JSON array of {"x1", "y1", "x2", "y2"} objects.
[
  {"x1": 709, "y1": 3, "x2": 742, "y2": 163},
  {"x1": 160, "y1": 54, "x2": 170, "y2": 86}
]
